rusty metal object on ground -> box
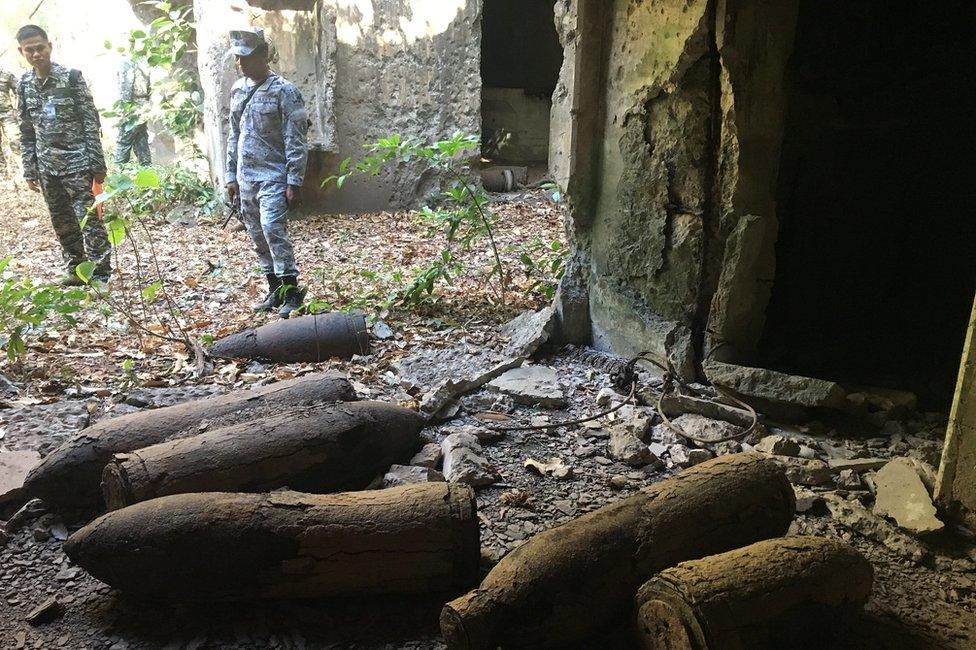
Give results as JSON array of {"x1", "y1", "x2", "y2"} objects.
[{"x1": 208, "y1": 311, "x2": 370, "y2": 362}]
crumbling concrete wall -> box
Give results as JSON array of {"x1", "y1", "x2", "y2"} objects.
[
  {"x1": 937, "y1": 294, "x2": 976, "y2": 528},
  {"x1": 554, "y1": 0, "x2": 798, "y2": 379},
  {"x1": 194, "y1": 0, "x2": 482, "y2": 213}
]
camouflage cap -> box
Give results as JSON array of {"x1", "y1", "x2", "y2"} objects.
[{"x1": 229, "y1": 28, "x2": 267, "y2": 57}]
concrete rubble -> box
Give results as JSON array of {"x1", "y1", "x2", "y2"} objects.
[
  {"x1": 607, "y1": 429, "x2": 653, "y2": 467},
  {"x1": 704, "y1": 361, "x2": 848, "y2": 410},
  {"x1": 409, "y1": 442, "x2": 443, "y2": 469},
  {"x1": 487, "y1": 366, "x2": 568, "y2": 408},
  {"x1": 873, "y1": 458, "x2": 944, "y2": 535},
  {"x1": 441, "y1": 432, "x2": 500, "y2": 487},
  {"x1": 381, "y1": 464, "x2": 445, "y2": 488}
]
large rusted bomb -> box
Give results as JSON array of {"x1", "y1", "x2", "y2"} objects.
[
  {"x1": 24, "y1": 373, "x2": 356, "y2": 518},
  {"x1": 208, "y1": 311, "x2": 370, "y2": 362}
]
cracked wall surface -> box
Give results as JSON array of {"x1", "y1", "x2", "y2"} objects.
[
  {"x1": 195, "y1": 0, "x2": 482, "y2": 212},
  {"x1": 557, "y1": 0, "x2": 798, "y2": 379}
]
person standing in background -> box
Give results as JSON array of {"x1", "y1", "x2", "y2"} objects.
[
  {"x1": 0, "y1": 66, "x2": 20, "y2": 178},
  {"x1": 114, "y1": 57, "x2": 152, "y2": 166},
  {"x1": 17, "y1": 24, "x2": 111, "y2": 285}
]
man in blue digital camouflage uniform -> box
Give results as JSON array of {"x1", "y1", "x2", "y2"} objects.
[
  {"x1": 17, "y1": 24, "x2": 111, "y2": 285},
  {"x1": 225, "y1": 28, "x2": 308, "y2": 319}
]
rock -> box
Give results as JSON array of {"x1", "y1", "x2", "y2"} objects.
[
  {"x1": 607, "y1": 429, "x2": 653, "y2": 467},
  {"x1": 713, "y1": 440, "x2": 743, "y2": 456},
  {"x1": 901, "y1": 457, "x2": 937, "y2": 495},
  {"x1": 0, "y1": 372, "x2": 18, "y2": 397},
  {"x1": 770, "y1": 457, "x2": 833, "y2": 487},
  {"x1": 647, "y1": 442, "x2": 669, "y2": 458},
  {"x1": 487, "y1": 366, "x2": 567, "y2": 408},
  {"x1": 463, "y1": 391, "x2": 515, "y2": 414},
  {"x1": 501, "y1": 306, "x2": 558, "y2": 358},
  {"x1": 704, "y1": 361, "x2": 847, "y2": 409},
  {"x1": 441, "y1": 433, "x2": 500, "y2": 487},
  {"x1": 0, "y1": 449, "x2": 41, "y2": 508},
  {"x1": 827, "y1": 458, "x2": 887, "y2": 473},
  {"x1": 608, "y1": 475, "x2": 630, "y2": 491},
  {"x1": 753, "y1": 434, "x2": 801, "y2": 457},
  {"x1": 25, "y1": 596, "x2": 63, "y2": 625},
  {"x1": 596, "y1": 387, "x2": 618, "y2": 407},
  {"x1": 667, "y1": 414, "x2": 741, "y2": 444},
  {"x1": 873, "y1": 458, "x2": 944, "y2": 535},
  {"x1": 793, "y1": 487, "x2": 825, "y2": 515},
  {"x1": 823, "y1": 493, "x2": 928, "y2": 563},
  {"x1": 523, "y1": 457, "x2": 574, "y2": 481},
  {"x1": 797, "y1": 445, "x2": 818, "y2": 459},
  {"x1": 649, "y1": 423, "x2": 681, "y2": 446},
  {"x1": 410, "y1": 443, "x2": 443, "y2": 469},
  {"x1": 837, "y1": 469, "x2": 862, "y2": 490},
  {"x1": 667, "y1": 444, "x2": 711, "y2": 468},
  {"x1": 371, "y1": 320, "x2": 395, "y2": 340},
  {"x1": 382, "y1": 464, "x2": 445, "y2": 488},
  {"x1": 610, "y1": 405, "x2": 655, "y2": 440}
]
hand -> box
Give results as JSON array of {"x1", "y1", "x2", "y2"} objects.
[
  {"x1": 93, "y1": 172, "x2": 106, "y2": 184},
  {"x1": 286, "y1": 185, "x2": 302, "y2": 210},
  {"x1": 226, "y1": 181, "x2": 240, "y2": 205},
  {"x1": 27, "y1": 179, "x2": 40, "y2": 193}
]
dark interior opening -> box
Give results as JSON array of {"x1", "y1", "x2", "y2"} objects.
[
  {"x1": 759, "y1": 0, "x2": 976, "y2": 409},
  {"x1": 480, "y1": 0, "x2": 562, "y2": 175}
]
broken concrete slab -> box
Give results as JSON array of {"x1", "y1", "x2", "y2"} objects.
[
  {"x1": 607, "y1": 429, "x2": 653, "y2": 467},
  {"x1": 0, "y1": 450, "x2": 41, "y2": 508},
  {"x1": 487, "y1": 366, "x2": 567, "y2": 409},
  {"x1": 500, "y1": 306, "x2": 558, "y2": 358},
  {"x1": 666, "y1": 414, "x2": 743, "y2": 445},
  {"x1": 769, "y1": 457, "x2": 833, "y2": 487},
  {"x1": 704, "y1": 361, "x2": 847, "y2": 410},
  {"x1": 418, "y1": 356, "x2": 525, "y2": 419},
  {"x1": 754, "y1": 434, "x2": 801, "y2": 457},
  {"x1": 382, "y1": 465, "x2": 446, "y2": 488},
  {"x1": 657, "y1": 393, "x2": 756, "y2": 428},
  {"x1": 823, "y1": 493, "x2": 928, "y2": 564},
  {"x1": 827, "y1": 458, "x2": 888, "y2": 473},
  {"x1": 409, "y1": 443, "x2": 443, "y2": 470},
  {"x1": 441, "y1": 433, "x2": 500, "y2": 487},
  {"x1": 873, "y1": 458, "x2": 944, "y2": 535}
]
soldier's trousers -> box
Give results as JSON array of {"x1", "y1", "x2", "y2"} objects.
[
  {"x1": 239, "y1": 180, "x2": 297, "y2": 277},
  {"x1": 114, "y1": 121, "x2": 151, "y2": 166},
  {"x1": 0, "y1": 116, "x2": 19, "y2": 177},
  {"x1": 39, "y1": 172, "x2": 111, "y2": 275}
]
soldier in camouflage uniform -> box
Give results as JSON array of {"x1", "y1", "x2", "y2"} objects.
[
  {"x1": 0, "y1": 67, "x2": 19, "y2": 178},
  {"x1": 114, "y1": 58, "x2": 152, "y2": 166},
  {"x1": 17, "y1": 25, "x2": 111, "y2": 285},
  {"x1": 225, "y1": 28, "x2": 309, "y2": 319}
]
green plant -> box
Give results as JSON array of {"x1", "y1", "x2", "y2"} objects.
[
  {"x1": 325, "y1": 133, "x2": 507, "y2": 307},
  {"x1": 516, "y1": 238, "x2": 567, "y2": 301},
  {"x1": 103, "y1": 1, "x2": 202, "y2": 141},
  {"x1": 115, "y1": 163, "x2": 219, "y2": 218},
  {"x1": 0, "y1": 258, "x2": 88, "y2": 361}
]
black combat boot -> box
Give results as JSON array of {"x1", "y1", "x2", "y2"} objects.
[
  {"x1": 253, "y1": 273, "x2": 283, "y2": 312},
  {"x1": 277, "y1": 274, "x2": 306, "y2": 319}
]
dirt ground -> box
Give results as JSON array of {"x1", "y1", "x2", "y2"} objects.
[{"x1": 1, "y1": 181, "x2": 975, "y2": 649}]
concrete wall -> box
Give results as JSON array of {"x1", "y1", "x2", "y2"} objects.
[
  {"x1": 553, "y1": 0, "x2": 798, "y2": 379},
  {"x1": 937, "y1": 294, "x2": 976, "y2": 528},
  {"x1": 194, "y1": 0, "x2": 482, "y2": 213}
]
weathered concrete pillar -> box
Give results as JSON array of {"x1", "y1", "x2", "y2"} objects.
[{"x1": 936, "y1": 293, "x2": 976, "y2": 528}]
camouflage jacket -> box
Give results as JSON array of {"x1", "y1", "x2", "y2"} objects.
[
  {"x1": 118, "y1": 59, "x2": 151, "y2": 106},
  {"x1": 18, "y1": 63, "x2": 106, "y2": 180},
  {"x1": 225, "y1": 73, "x2": 308, "y2": 187},
  {"x1": 0, "y1": 69, "x2": 17, "y2": 120}
]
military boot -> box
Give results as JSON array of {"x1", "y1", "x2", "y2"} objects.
[
  {"x1": 277, "y1": 275, "x2": 306, "y2": 319},
  {"x1": 253, "y1": 273, "x2": 283, "y2": 312}
]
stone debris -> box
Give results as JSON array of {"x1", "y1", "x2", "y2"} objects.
[
  {"x1": 754, "y1": 434, "x2": 801, "y2": 457},
  {"x1": 704, "y1": 361, "x2": 847, "y2": 409},
  {"x1": 666, "y1": 413, "x2": 742, "y2": 444},
  {"x1": 607, "y1": 429, "x2": 653, "y2": 467},
  {"x1": 409, "y1": 443, "x2": 443, "y2": 469},
  {"x1": 823, "y1": 493, "x2": 929, "y2": 564},
  {"x1": 381, "y1": 464, "x2": 445, "y2": 488},
  {"x1": 827, "y1": 458, "x2": 888, "y2": 473},
  {"x1": 770, "y1": 457, "x2": 833, "y2": 487},
  {"x1": 487, "y1": 366, "x2": 567, "y2": 408},
  {"x1": 667, "y1": 444, "x2": 712, "y2": 468},
  {"x1": 608, "y1": 404, "x2": 654, "y2": 440},
  {"x1": 441, "y1": 433, "x2": 500, "y2": 487},
  {"x1": 0, "y1": 450, "x2": 41, "y2": 508},
  {"x1": 595, "y1": 387, "x2": 618, "y2": 407},
  {"x1": 462, "y1": 391, "x2": 515, "y2": 414},
  {"x1": 500, "y1": 306, "x2": 557, "y2": 358},
  {"x1": 24, "y1": 596, "x2": 63, "y2": 626},
  {"x1": 873, "y1": 458, "x2": 944, "y2": 535},
  {"x1": 523, "y1": 457, "x2": 574, "y2": 481},
  {"x1": 836, "y1": 469, "x2": 863, "y2": 490},
  {"x1": 371, "y1": 320, "x2": 395, "y2": 340}
]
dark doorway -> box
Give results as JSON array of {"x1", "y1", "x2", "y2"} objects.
[
  {"x1": 480, "y1": 0, "x2": 562, "y2": 177},
  {"x1": 759, "y1": 1, "x2": 976, "y2": 409}
]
